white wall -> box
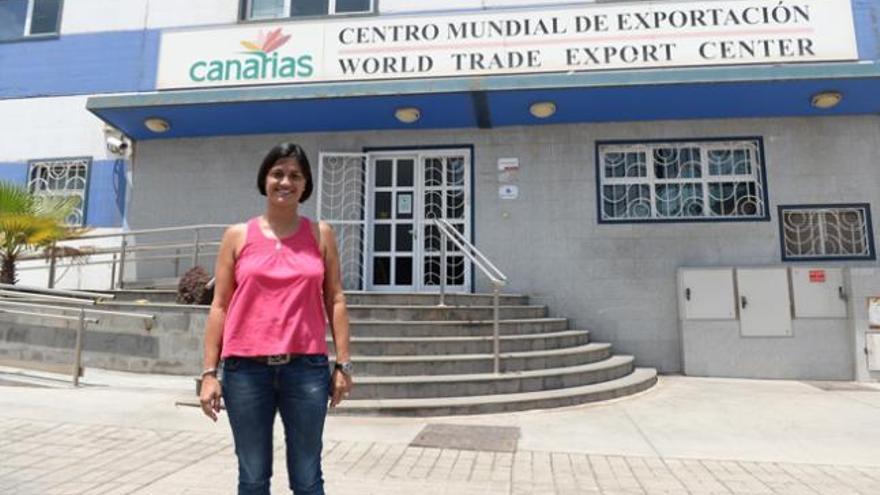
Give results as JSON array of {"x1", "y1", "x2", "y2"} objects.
[
  {"x1": 379, "y1": 0, "x2": 598, "y2": 14},
  {"x1": 16, "y1": 229, "x2": 124, "y2": 291},
  {"x1": 60, "y1": 0, "x2": 239, "y2": 34},
  {"x1": 0, "y1": 96, "x2": 114, "y2": 162}
]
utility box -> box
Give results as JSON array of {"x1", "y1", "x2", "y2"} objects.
[
  {"x1": 867, "y1": 333, "x2": 880, "y2": 372},
  {"x1": 736, "y1": 268, "x2": 793, "y2": 337},
  {"x1": 678, "y1": 268, "x2": 736, "y2": 320},
  {"x1": 791, "y1": 268, "x2": 848, "y2": 318}
]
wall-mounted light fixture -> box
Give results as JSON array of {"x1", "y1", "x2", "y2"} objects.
[
  {"x1": 394, "y1": 107, "x2": 421, "y2": 124},
  {"x1": 144, "y1": 117, "x2": 171, "y2": 133},
  {"x1": 810, "y1": 91, "x2": 843, "y2": 109},
  {"x1": 529, "y1": 101, "x2": 557, "y2": 119}
]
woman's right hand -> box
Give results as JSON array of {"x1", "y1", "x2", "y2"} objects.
[{"x1": 199, "y1": 375, "x2": 223, "y2": 422}]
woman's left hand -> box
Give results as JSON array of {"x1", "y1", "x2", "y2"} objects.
[{"x1": 330, "y1": 369, "x2": 353, "y2": 407}]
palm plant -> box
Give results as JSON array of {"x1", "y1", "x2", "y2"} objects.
[{"x1": 0, "y1": 181, "x2": 85, "y2": 285}]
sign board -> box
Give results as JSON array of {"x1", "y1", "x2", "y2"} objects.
[
  {"x1": 499, "y1": 185, "x2": 519, "y2": 200},
  {"x1": 809, "y1": 269, "x2": 826, "y2": 283},
  {"x1": 158, "y1": 0, "x2": 859, "y2": 89},
  {"x1": 498, "y1": 157, "x2": 519, "y2": 184},
  {"x1": 397, "y1": 193, "x2": 412, "y2": 215}
]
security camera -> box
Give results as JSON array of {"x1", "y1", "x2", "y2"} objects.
[{"x1": 106, "y1": 135, "x2": 129, "y2": 155}]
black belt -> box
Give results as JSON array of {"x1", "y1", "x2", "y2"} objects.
[{"x1": 242, "y1": 354, "x2": 303, "y2": 365}]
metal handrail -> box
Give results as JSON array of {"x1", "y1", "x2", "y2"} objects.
[
  {"x1": 0, "y1": 287, "x2": 155, "y2": 386},
  {"x1": 0, "y1": 290, "x2": 98, "y2": 306},
  {"x1": 15, "y1": 224, "x2": 228, "y2": 290},
  {"x1": 68, "y1": 224, "x2": 229, "y2": 240},
  {"x1": 433, "y1": 218, "x2": 508, "y2": 374},
  {"x1": 0, "y1": 283, "x2": 113, "y2": 300},
  {"x1": 436, "y1": 219, "x2": 507, "y2": 285}
]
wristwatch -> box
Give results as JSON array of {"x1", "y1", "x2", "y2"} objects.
[{"x1": 334, "y1": 361, "x2": 353, "y2": 376}]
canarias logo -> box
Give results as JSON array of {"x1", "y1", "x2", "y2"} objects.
[{"x1": 189, "y1": 28, "x2": 314, "y2": 83}]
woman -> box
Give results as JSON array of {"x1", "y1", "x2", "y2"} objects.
[{"x1": 199, "y1": 143, "x2": 353, "y2": 495}]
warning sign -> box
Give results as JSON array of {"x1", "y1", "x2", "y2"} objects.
[{"x1": 809, "y1": 270, "x2": 826, "y2": 283}]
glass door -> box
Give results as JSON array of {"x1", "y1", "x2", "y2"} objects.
[
  {"x1": 367, "y1": 155, "x2": 416, "y2": 290},
  {"x1": 366, "y1": 150, "x2": 471, "y2": 292}
]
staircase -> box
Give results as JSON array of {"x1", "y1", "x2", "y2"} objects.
[
  {"x1": 0, "y1": 287, "x2": 656, "y2": 416},
  {"x1": 330, "y1": 292, "x2": 656, "y2": 416}
]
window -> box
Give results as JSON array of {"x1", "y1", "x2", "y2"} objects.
[
  {"x1": 597, "y1": 138, "x2": 768, "y2": 222},
  {"x1": 27, "y1": 157, "x2": 89, "y2": 226},
  {"x1": 0, "y1": 0, "x2": 62, "y2": 41},
  {"x1": 779, "y1": 204, "x2": 875, "y2": 261},
  {"x1": 244, "y1": 0, "x2": 372, "y2": 20}
]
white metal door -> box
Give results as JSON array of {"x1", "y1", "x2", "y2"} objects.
[
  {"x1": 867, "y1": 333, "x2": 880, "y2": 371},
  {"x1": 790, "y1": 267, "x2": 848, "y2": 318},
  {"x1": 418, "y1": 151, "x2": 471, "y2": 292},
  {"x1": 678, "y1": 268, "x2": 736, "y2": 320},
  {"x1": 321, "y1": 149, "x2": 472, "y2": 292},
  {"x1": 316, "y1": 153, "x2": 369, "y2": 291},
  {"x1": 736, "y1": 268, "x2": 793, "y2": 337},
  {"x1": 365, "y1": 150, "x2": 472, "y2": 292}
]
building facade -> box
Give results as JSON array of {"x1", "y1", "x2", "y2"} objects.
[{"x1": 2, "y1": 0, "x2": 879, "y2": 380}]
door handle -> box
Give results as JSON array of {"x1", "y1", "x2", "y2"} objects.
[
  {"x1": 838, "y1": 286, "x2": 847, "y2": 301},
  {"x1": 685, "y1": 288, "x2": 691, "y2": 301},
  {"x1": 740, "y1": 296, "x2": 748, "y2": 309}
]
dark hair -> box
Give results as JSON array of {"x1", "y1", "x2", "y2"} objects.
[{"x1": 257, "y1": 143, "x2": 313, "y2": 202}]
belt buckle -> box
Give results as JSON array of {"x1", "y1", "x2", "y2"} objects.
[{"x1": 266, "y1": 354, "x2": 291, "y2": 366}]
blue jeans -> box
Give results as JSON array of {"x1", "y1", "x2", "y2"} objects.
[{"x1": 222, "y1": 355, "x2": 331, "y2": 495}]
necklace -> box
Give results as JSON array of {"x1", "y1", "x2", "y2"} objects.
[{"x1": 265, "y1": 215, "x2": 298, "y2": 251}]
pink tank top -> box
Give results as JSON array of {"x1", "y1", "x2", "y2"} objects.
[{"x1": 221, "y1": 217, "x2": 327, "y2": 358}]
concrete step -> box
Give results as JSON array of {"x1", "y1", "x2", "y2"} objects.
[
  {"x1": 107, "y1": 289, "x2": 530, "y2": 307},
  {"x1": 346, "y1": 304, "x2": 547, "y2": 321},
  {"x1": 334, "y1": 342, "x2": 613, "y2": 375},
  {"x1": 121, "y1": 278, "x2": 180, "y2": 290},
  {"x1": 348, "y1": 318, "x2": 569, "y2": 337},
  {"x1": 332, "y1": 330, "x2": 589, "y2": 356},
  {"x1": 350, "y1": 355, "x2": 635, "y2": 399},
  {"x1": 344, "y1": 292, "x2": 529, "y2": 307},
  {"x1": 0, "y1": 341, "x2": 198, "y2": 375},
  {"x1": 331, "y1": 368, "x2": 658, "y2": 416},
  {"x1": 107, "y1": 289, "x2": 177, "y2": 303}
]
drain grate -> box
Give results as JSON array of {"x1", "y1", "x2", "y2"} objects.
[
  {"x1": 409, "y1": 424, "x2": 520, "y2": 453},
  {"x1": 803, "y1": 381, "x2": 879, "y2": 392}
]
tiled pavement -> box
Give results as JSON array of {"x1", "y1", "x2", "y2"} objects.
[{"x1": 2, "y1": 417, "x2": 879, "y2": 495}]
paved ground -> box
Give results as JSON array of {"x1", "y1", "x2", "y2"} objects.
[{"x1": 1, "y1": 366, "x2": 879, "y2": 494}]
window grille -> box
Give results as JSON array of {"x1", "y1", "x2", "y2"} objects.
[
  {"x1": 244, "y1": 0, "x2": 372, "y2": 20},
  {"x1": 0, "y1": 0, "x2": 62, "y2": 41},
  {"x1": 597, "y1": 138, "x2": 768, "y2": 223},
  {"x1": 27, "y1": 157, "x2": 89, "y2": 226},
  {"x1": 779, "y1": 204, "x2": 875, "y2": 261}
]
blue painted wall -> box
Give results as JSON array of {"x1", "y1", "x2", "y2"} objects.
[
  {"x1": 0, "y1": 162, "x2": 27, "y2": 183},
  {"x1": 85, "y1": 159, "x2": 127, "y2": 228},
  {"x1": 0, "y1": 30, "x2": 159, "y2": 99},
  {"x1": 1, "y1": 3, "x2": 880, "y2": 100},
  {"x1": 0, "y1": 160, "x2": 124, "y2": 228},
  {"x1": 854, "y1": 0, "x2": 880, "y2": 60}
]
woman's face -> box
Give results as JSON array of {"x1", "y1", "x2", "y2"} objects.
[{"x1": 265, "y1": 158, "x2": 306, "y2": 206}]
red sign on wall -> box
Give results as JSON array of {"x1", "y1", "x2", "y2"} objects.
[{"x1": 809, "y1": 270, "x2": 826, "y2": 283}]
